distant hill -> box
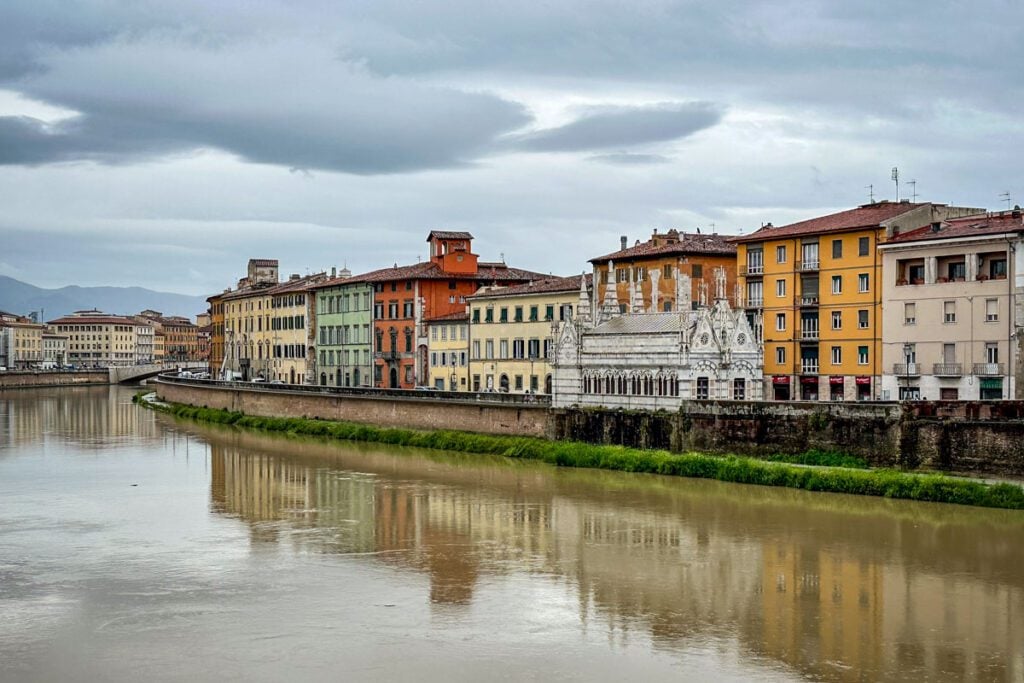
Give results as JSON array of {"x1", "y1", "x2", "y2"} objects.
[{"x1": 0, "y1": 275, "x2": 209, "y2": 322}]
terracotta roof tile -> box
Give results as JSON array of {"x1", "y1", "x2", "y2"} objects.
[
  {"x1": 885, "y1": 210, "x2": 1024, "y2": 244},
  {"x1": 427, "y1": 230, "x2": 473, "y2": 241},
  {"x1": 590, "y1": 232, "x2": 735, "y2": 263},
  {"x1": 424, "y1": 311, "x2": 470, "y2": 323},
  {"x1": 469, "y1": 274, "x2": 592, "y2": 300},
  {"x1": 730, "y1": 202, "x2": 928, "y2": 243}
]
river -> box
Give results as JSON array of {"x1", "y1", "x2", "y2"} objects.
[{"x1": 1, "y1": 386, "x2": 1022, "y2": 682}]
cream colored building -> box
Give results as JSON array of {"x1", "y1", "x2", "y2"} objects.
[
  {"x1": 425, "y1": 312, "x2": 469, "y2": 391},
  {"x1": 879, "y1": 210, "x2": 1023, "y2": 400},
  {"x1": 0, "y1": 311, "x2": 45, "y2": 369},
  {"x1": 47, "y1": 310, "x2": 140, "y2": 367},
  {"x1": 468, "y1": 275, "x2": 590, "y2": 394},
  {"x1": 41, "y1": 332, "x2": 68, "y2": 369}
]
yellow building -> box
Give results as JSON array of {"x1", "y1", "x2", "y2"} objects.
[
  {"x1": 733, "y1": 202, "x2": 982, "y2": 401},
  {"x1": 468, "y1": 275, "x2": 590, "y2": 394},
  {"x1": 0, "y1": 311, "x2": 44, "y2": 369},
  {"x1": 425, "y1": 312, "x2": 469, "y2": 391}
]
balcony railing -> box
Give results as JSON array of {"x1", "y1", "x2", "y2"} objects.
[
  {"x1": 746, "y1": 298, "x2": 764, "y2": 308},
  {"x1": 800, "y1": 295, "x2": 820, "y2": 306},
  {"x1": 973, "y1": 363, "x2": 1005, "y2": 376},
  {"x1": 797, "y1": 260, "x2": 820, "y2": 272},
  {"x1": 800, "y1": 363, "x2": 819, "y2": 374},
  {"x1": 741, "y1": 264, "x2": 764, "y2": 276},
  {"x1": 893, "y1": 363, "x2": 921, "y2": 376},
  {"x1": 932, "y1": 363, "x2": 963, "y2": 377},
  {"x1": 800, "y1": 327, "x2": 819, "y2": 340}
]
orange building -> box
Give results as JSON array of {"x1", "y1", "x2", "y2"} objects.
[
  {"x1": 354, "y1": 231, "x2": 543, "y2": 389},
  {"x1": 589, "y1": 229, "x2": 737, "y2": 312}
]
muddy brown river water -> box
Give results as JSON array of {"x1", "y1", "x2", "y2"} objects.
[{"x1": 1, "y1": 386, "x2": 1022, "y2": 681}]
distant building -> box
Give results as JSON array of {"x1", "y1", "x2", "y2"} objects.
[
  {"x1": 589, "y1": 229, "x2": 737, "y2": 314},
  {"x1": 467, "y1": 274, "x2": 590, "y2": 394},
  {"x1": 879, "y1": 208, "x2": 1024, "y2": 400},
  {"x1": 135, "y1": 310, "x2": 200, "y2": 362},
  {"x1": 552, "y1": 267, "x2": 763, "y2": 409},
  {"x1": 47, "y1": 310, "x2": 142, "y2": 367},
  {"x1": 207, "y1": 259, "x2": 280, "y2": 378},
  {"x1": 41, "y1": 332, "x2": 68, "y2": 369},
  {"x1": 0, "y1": 311, "x2": 45, "y2": 369},
  {"x1": 309, "y1": 269, "x2": 373, "y2": 388}
]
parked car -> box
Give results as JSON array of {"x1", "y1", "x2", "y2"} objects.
[
  {"x1": 269, "y1": 379, "x2": 285, "y2": 385},
  {"x1": 251, "y1": 377, "x2": 267, "y2": 383}
]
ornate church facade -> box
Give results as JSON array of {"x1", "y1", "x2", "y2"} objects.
[{"x1": 552, "y1": 264, "x2": 764, "y2": 409}]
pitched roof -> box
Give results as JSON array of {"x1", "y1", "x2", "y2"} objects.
[
  {"x1": 591, "y1": 312, "x2": 692, "y2": 335},
  {"x1": 427, "y1": 230, "x2": 473, "y2": 241},
  {"x1": 469, "y1": 274, "x2": 592, "y2": 300},
  {"x1": 218, "y1": 273, "x2": 326, "y2": 300},
  {"x1": 885, "y1": 210, "x2": 1024, "y2": 245},
  {"x1": 424, "y1": 311, "x2": 470, "y2": 323},
  {"x1": 326, "y1": 261, "x2": 546, "y2": 285},
  {"x1": 730, "y1": 202, "x2": 928, "y2": 243},
  {"x1": 249, "y1": 259, "x2": 279, "y2": 266},
  {"x1": 589, "y1": 232, "x2": 736, "y2": 263},
  {"x1": 48, "y1": 314, "x2": 140, "y2": 326}
]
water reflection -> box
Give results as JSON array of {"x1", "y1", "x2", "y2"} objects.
[{"x1": 202, "y1": 425, "x2": 1024, "y2": 682}]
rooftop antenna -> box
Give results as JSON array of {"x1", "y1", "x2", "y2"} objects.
[
  {"x1": 891, "y1": 167, "x2": 900, "y2": 201},
  {"x1": 709, "y1": 222, "x2": 716, "y2": 234},
  {"x1": 500, "y1": 252, "x2": 505, "y2": 263},
  {"x1": 865, "y1": 184, "x2": 874, "y2": 203},
  {"x1": 1000, "y1": 191, "x2": 1012, "y2": 210},
  {"x1": 908, "y1": 179, "x2": 917, "y2": 202}
]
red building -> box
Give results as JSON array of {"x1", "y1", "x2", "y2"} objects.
[{"x1": 357, "y1": 231, "x2": 543, "y2": 389}]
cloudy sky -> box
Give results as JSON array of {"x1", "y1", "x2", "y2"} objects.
[{"x1": 0, "y1": 1, "x2": 1021, "y2": 295}]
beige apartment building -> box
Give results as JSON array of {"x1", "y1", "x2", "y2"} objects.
[
  {"x1": 879, "y1": 209, "x2": 1024, "y2": 400},
  {"x1": 425, "y1": 312, "x2": 469, "y2": 391},
  {"x1": 47, "y1": 310, "x2": 142, "y2": 367},
  {"x1": 0, "y1": 311, "x2": 45, "y2": 369},
  {"x1": 41, "y1": 332, "x2": 68, "y2": 368}
]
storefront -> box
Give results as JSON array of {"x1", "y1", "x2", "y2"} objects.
[
  {"x1": 980, "y1": 377, "x2": 1003, "y2": 400},
  {"x1": 829, "y1": 376, "x2": 844, "y2": 401},
  {"x1": 855, "y1": 376, "x2": 871, "y2": 401},
  {"x1": 800, "y1": 375, "x2": 818, "y2": 401},
  {"x1": 772, "y1": 375, "x2": 790, "y2": 401}
]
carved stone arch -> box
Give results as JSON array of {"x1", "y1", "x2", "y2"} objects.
[{"x1": 693, "y1": 359, "x2": 718, "y2": 373}]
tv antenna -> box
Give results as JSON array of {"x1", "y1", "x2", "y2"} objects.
[
  {"x1": 999, "y1": 191, "x2": 1012, "y2": 210},
  {"x1": 865, "y1": 184, "x2": 874, "y2": 203},
  {"x1": 908, "y1": 179, "x2": 917, "y2": 202},
  {"x1": 891, "y1": 167, "x2": 900, "y2": 201}
]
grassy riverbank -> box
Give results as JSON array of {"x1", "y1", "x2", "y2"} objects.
[{"x1": 140, "y1": 397, "x2": 1024, "y2": 510}]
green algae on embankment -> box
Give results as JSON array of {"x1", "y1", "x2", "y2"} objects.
[{"x1": 137, "y1": 395, "x2": 1024, "y2": 510}]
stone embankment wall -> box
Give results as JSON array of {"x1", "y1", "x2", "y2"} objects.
[
  {"x1": 155, "y1": 378, "x2": 1024, "y2": 477},
  {"x1": 0, "y1": 371, "x2": 109, "y2": 389},
  {"x1": 155, "y1": 379, "x2": 550, "y2": 438}
]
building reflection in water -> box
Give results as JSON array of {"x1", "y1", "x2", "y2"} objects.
[
  {"x1": 0, "y1": 386, "x2": 158, "y2": 450},
  {"x1": 203, "y1": 427, "x2": 1023, "y2": 682}
]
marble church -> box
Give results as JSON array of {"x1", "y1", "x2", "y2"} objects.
[{"x1": 551, "y1": 264, "x2": 763, "y2": 409}]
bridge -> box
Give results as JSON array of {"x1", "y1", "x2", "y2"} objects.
[{"x1": 109, "y1": 362, "x2": 207, "y2": 384}]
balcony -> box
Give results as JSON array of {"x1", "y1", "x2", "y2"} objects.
[
  {"x1": 893, "y1": 363, "x2": 921, "y2": 376},
  {"x1": 932, "y1": 363, "x2": 963, "y2": 377},
  {"x1": 746, "y1": 298, "x2": 764, "y2": 308},
  {"x1": 741, "y1": 264, "x2": 764, "y2": 277},
  {"x1": 800, "y1": 295, "x2": 819, "y2": 307},
  {"x1": 973, "y1": 363, "x2": 1005, "y2": 376},
  {"x1": 797, "y1": 260, "x2": 820, "y2": 272},
  {"x1": 800, "y1": 327, "x2": 819, "y2": 340},
  {"x1": 800, "y1": 362, "x2": 819, "y2": 374}
]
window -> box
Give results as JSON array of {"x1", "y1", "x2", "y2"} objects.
[
  {"x1": 858, "y1": 236, "x2": 869, "y2": 256},
  {"x1": 801, "y1": 242, "x2": 819, "y2": 268},
  {"x1": 776, "y1": 346, "x2": 786, "y2": 364},
  {"x1": 858, "y1": 346, "x2": 868, "y2": 365},
  {"x1": 986, "y1": 343, "x2": 999, "y2": 364},
  {"x1": 831, "y1": 275, "x2": 842, "y2": 294},
  {"x1": 858, "y1": 273, "x2": 869, "y2": 292},
  {"x1": 472, "y1": 308, "x2": 480, "y2": 323},
  {"x1": 943, "y1": 301, "x2": 956, "y2": 323},
  {"x1": 485, "y1": 308, "x2": 494, "y2": 323},
  {"x1": 940, "y1": 387, "x2": 959, "y2": 400},
  {"x1": 831, "y1": 346, "x2": 842, "y2": 365},
  {"x1": 776, "y1": 245, "x2": 787, "y2": 264},
  {"x1": 692, "y1": 264, "x2": 703, "y2": 279},
  {"x1": 472, "y1": 340, "x2": 480, "y2": 359},
  {"x1": 943, "y1": 343, "x2": 956, "y2": 364},
  {"x1": 991, "y1": 259, "x2": 1007, "y2": 278},
  {"x1": 663, "y1": 264, "x2": 672, "y2": 278},
  {"x1": 696, "y1": 377, "x2": 710, "y2": 400},
  {"x1": 374, "y1": 302, "x2": 384, "y2": 318},
  {"x1": 733, "y1": 378, "x2": 746, "y2": 400},
  {"x1": 514, "y1": 375, "x2": 523, "y2": 391},
  {"x1": 528, "y1": 339, "x2": 540, "y2": 358},
  {"x1": 403, "y1": 301, "x2": 414, "y2": 317},
  {"x1": 431, "y1": 326, "x2": 438, "y2": 341},
  {"x1": 500, "y1": 339, "x2": 509, "y2": 359},
  {"x1": 831, "y1": 311, "x2": 842, "y2": 330},
  {"x1": 858, "y1": 309, "x2": 869, "y2": 329},
  {"x1": 775, "y1": 313, "x2": 786, "y2": 331},
  {"x1": 986, "y1": 298, "x2": 999, "y2": 322},
  {"x1": 904, "y1": 303, "x2": 916, "y2": 325},
  {"x1": 388, "y1": 302, "x2": 398, "y2": 318},
  {"x1": 529, "y1": 306, "x2": 539, "y2": 321},
  {"x1": 485, "y1": 340, "x2": 494, "y2": 359},
  {"x1": 746, "y1": 281, "x2": 763, "y2": 306},
  {"x1": 776, "y1": 279, "x2": 786, "y2": 297},
  {"x1": 745, "y1": 250, "x2": 763, "y2": 274},
  {"x1": 948, "y1": 261, "x2": 966, "y2": 281},
  {"x1": 545, "y1": 305, "x2": 554, "y2": 321},
  {"x1": 440, "y1": 326, "x2": 447, "y2": 341},
  {"x1": 500, "y1": 307, "x2": 509, "y2": 323},
  {"x1": 832, "y1": 239, "x2": 843, "y2": 259},
  {"x1": 512, "y1": 339, "x2": 524, "y2": 359}
]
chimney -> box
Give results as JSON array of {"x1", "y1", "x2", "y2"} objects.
[
  {"x1": 290, "y1": 273, "x2": 300, "y2": 281},
  {"x1": 331, "y1": 267, "x2": 337, "y2": 278},
  {"x1": 620, "y1": 235, "x2": 628, "y2": 250}
]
